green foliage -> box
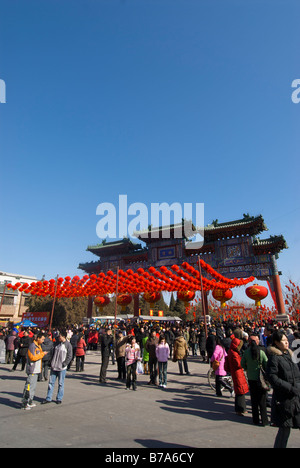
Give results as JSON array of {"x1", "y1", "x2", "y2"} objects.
[{"x1": 26, "y1": 296, "x2": 89, "y2": 327}]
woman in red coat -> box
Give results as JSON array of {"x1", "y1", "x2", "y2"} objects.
[
  {"x1": 227, "y1": 329, "x2": 249, "y2": 416},
  {"x1": 87, "y1": 329, "x2": 99, "y2": 351},
  {"x1": 75, "y1": 333, "x2": 87, "y2": 372}
]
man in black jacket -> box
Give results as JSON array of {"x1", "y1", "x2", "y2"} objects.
[
  {"x1": 38, "y1": 332, "x2": 54, "y2": 381},
  {"x1": 146, "y1": 330, "x2": 159, "y2": 385},
  {"x1": 11, "y1": 330, "x2": 31, "y2": 371},
  {"x1": 99, "y1": 328, "x2": 114, "y2": 383},
  {"x1": 206, "y1": 328, "x2": 216, "y2": 362},
  {"x1": 164, "y1": 326, "x2": 175, "y2": 359}
]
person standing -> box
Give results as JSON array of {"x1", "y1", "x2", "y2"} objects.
[
  {"x1": 68, "y1": 329, "x2": 79, "y2": 370},
  {"x1": 42, "y1": 330, "x2": 72, "y2": 405},
  {"x1": 115, "y1": 331, "x2": 131, "y2": 380},
  {"x1": 211, "y1": 335, "x2": 233, "y2": 397},
  {"x1": 227, "y1": 329, "x2": 249, "y2": 416},
  {"x1": 241, "y1": 334, "x2": 269, "y2": 426},
  {"x1": 11, "y1": 329, "x2": 31, "y2": 372},
  {"x1": 142, "y1": 331, "x2": 150, "y2": 375},
  {"x1": 156, "y1": 335, "x2": 170, "y2": 388},
  {"x1": 21, "y1": 332, "x2": 47, "y2": 410},
  {"x1": 5, "y1": 330, "x2": 17, "y2": 364},
  {"x1": 173, "y1": 331, "x2": 190, "y2": 375},
  {"x1": 206, "y1": 328, "x2": 216, "y2": 363},
  {"x1": 99, "y1": 328, "x2": 114, "y2": 384},
  {"x1": 75, "y1": 332, "x2": 87, "y2": 372},
  {"x1": 87, "y1": 327, "x2": 99, "y2": 351},
  {"x1": 146, "y1": 330, "x2": 159, "y2": 385},
  {"x1": 38, "y1": 332, "x2": 53, "y2": 381},
  {"x1": 267, "y1": 330, "x2": 300, "y2": 448},
  {"x1": 189, "y1": 328, "x2": 198, "y2": 356},
  {"x1": 198, "y1": 326, "x2": 207, "y2": 362},
  {"x1": 0, "y1": 332, "x2": 6, "y2": 364},
  {"x1": 125, "y1": 337, "x2": 141, "y2": 390},
  {"x1": 164, "y1": 326, "x2": 175, "y2": 360}
]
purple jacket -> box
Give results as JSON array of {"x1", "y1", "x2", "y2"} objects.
[
  {"x1": 155, "y1": 343, "x2": 170, "y2": 363},
  {"x1": 211, "y1": 344, "x2": 227, "y2": 376},
  {"x1": 5, "y1": 331, "x2": 17, "y2": 351}
]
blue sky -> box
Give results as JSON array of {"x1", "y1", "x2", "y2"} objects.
[{"x1": 0, "y1": 0, "x2": 299, "y2": 307}]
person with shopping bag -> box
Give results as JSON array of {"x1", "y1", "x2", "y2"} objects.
[
  {"x1": 125, "y1": 337, "x2": 141, "y2": 391},
  {"x1": 211, "y1": 334, "x2": 233, "y2": 397}
]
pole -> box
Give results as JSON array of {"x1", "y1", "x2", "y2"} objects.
[
  {"x1": 49, "y1": 275, "x2": 59, "y2": 332},
  {"x1": 114, "y1": 267, "x2": 119, "y2": 344},
  {"x1": 17, "y1": 291, "x2": 23, "y2": 321},
  {"x1": 0, "y1": 282, "x2": 7, "y2": 315},
  {"x1": 198, "y1": 256, "x2": 208, "y2": 338}
]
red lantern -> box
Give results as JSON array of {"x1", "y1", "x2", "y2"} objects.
[
  {"x1": 117, "y1": 294, "x2": 132, "y2": 311},
  {"x1": 94, "y1": 295, "x2": 110, "y2": 311},
  {"x1": 212, "y1": 289, "x2": 233, "y2": 308},
  {"x1": 246, "y1": 284, "x2": 268, "y2": 307},
  {"x1": 177, "y1": 291, "x2": 195, "y2": 307},
  {"x1": 143, "y1": 292, "x2": 161, "y2": 308}
]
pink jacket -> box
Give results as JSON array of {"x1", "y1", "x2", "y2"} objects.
[
  {"x1": 125, "y1": 343, "x2": 140, "y2": 366},
  {"x1": 211, "y1": 344, "x2": 227, "y2": 376},
  {"x1": 155, "y1": 343, "x2": 170, "y2": 362}
]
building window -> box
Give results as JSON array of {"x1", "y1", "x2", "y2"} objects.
[
  {"x1": 3, "y1": 296, "x2": 14, "y2": 306},
  {"x1": 24, "y1": 297, "x2": 31, "y2": 306}
]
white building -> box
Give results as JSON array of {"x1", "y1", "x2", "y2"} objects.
[{"x1": 0, "y1": 271, "x2": 37, "y2": 324}]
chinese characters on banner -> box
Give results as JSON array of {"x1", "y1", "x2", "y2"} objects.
[{"x1": 22, "y1": 311, "x2": 49, "y2": 327}]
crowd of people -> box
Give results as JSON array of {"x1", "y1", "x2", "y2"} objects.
[
  {"x1": 1, "y1": 317, "x2": 300, "y2": 448},
  {"x1": 204, "y1": 319, "x2": 300, "y2": 448}
]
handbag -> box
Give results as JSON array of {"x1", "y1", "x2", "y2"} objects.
[
  {"x1": 212, "y1": 350, "x2": 225, "y2": 372},
  {"x1": 212, "y1": 360, "x2": 220, "y2": 371},
  {"x1": 258, "y1": 353, "x2": 271, "y2": 392}
]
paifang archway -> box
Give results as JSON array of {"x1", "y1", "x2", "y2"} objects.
[{"x1": 79, "y1": 214, "x2": 288, "y2": 316}]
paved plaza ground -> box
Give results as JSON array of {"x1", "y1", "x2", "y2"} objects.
[{"x1": 0, "y1": 351, "x2": 299, "y2": 449}]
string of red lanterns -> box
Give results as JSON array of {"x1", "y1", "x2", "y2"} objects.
[{"x1": 5, "y1": 259, "x2": 255, "y2": 299}]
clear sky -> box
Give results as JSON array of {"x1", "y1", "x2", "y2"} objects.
[{"x1": 0, "y1": 0, "x2": 299, "y2": 308}]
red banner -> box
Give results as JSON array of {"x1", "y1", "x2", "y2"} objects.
[{"x1": 22, "y1": 311, "x2": 50, "y2": 327}]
